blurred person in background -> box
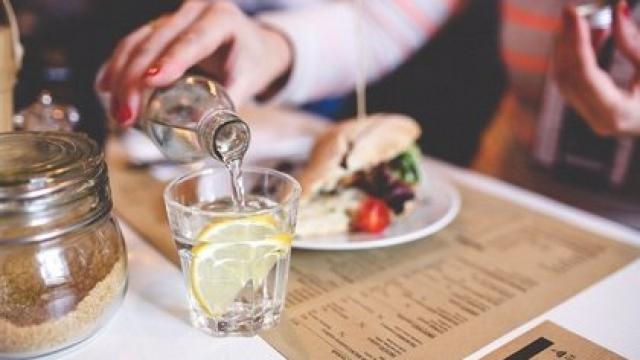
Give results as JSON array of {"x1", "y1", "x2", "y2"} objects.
[
  {"x1": 98, "y1": 0, "x2": 639, "y2": 228},
  {"x1": 475, "y1": 1, "x2": 640, "y2": 229},
  {"x1": 98, "y1": 0, "x2": 504, "y2": 165}
]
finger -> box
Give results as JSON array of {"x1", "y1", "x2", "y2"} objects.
[
  {"x1": 128, "y1": 87, "x2": 145, "y2": 127},
  {"x1": 144, "y1": 2, "x2": 242, "y2": 87},
  {"x1": 196, "y1": 41, "x2": 234, "y2": 85},
  {"x1": 557, "y1": 6, "x2": 600, "y2": 72},
  {"x1": 219, "y1": 42, "x2": 251, "y2": 105},
  {"x1": 613, "y1": 0, "x2": 640, "y2": 68},
  {"x1": 555, "y1": 6, "x2": 627, "y2": 135},
  {"x1": 111, "y1": 5, "x2": 209, "y2": 123},
  {"x1": 554, "y1": 5, "x2": 608, "y2": 95},
  {"x1": 117, "y1": 87, "x2": 142, "y2": 127},
  {"x1": 98, "y1": 24, "x2": 154, "y2": 94},
  {"x1": 226, "y1": 73, "x2": 252, "y2": 106},
  {"x1": 96, "y1": 64, "x2": 110, "y2": 92},
  {"x1": 115, "y1": 2, "x2": 207, "y2": 96},
  {"x1": 95, "y1": 64, "x2": 108, "y2": 93},
  {"x1": 106, "y1": 26, "x2": 155, "y2": 123}
]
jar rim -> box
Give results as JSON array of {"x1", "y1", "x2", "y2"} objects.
[
  {"x1": 0, "y1": 132, "x2": 111, "y2": 244},
  {"x1": 0, "y1": 132, "x2": 103, "y2": 199}
]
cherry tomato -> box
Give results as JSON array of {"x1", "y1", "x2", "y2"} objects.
[{"x1": 354, "y1": 197, "x2": 391, "y2": 234}]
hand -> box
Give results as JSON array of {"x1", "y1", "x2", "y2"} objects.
[
  {"x1": 553, "y1": 1, "x2": 640, "y2": 136},
  {"x1": 98, "y1": 1, "x2": 292, "y2": 125}
]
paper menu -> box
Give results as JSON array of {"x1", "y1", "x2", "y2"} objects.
[
  {"x1": 261, "y1": 187, "x2": 639, "y2": 359},
  {"x1": 481, "y1": 321, "x2": 625, "y2": 360}
]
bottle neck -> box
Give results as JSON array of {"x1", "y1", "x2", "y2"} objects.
[{"x1": 197, "y1": 110, "x2": 251, "y2": 163}]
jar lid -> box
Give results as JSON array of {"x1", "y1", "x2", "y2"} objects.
[
  {"x1": 0, "y1": 132, "x2": 110, "y2": 244},
  {"x1": 0, "y1": 132, "x2": 102, "y2": 200}
]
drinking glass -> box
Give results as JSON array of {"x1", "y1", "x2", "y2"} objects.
[{"x1": 164, "y1": 167, "x2": 300, "y2": 336}]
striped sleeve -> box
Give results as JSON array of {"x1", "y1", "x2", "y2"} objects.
[
  {"x1": 499, "y1": 0, "x2": 564, "y2": 118},
  {"x1": 258, "y1": 0, "x2": 461, "y2": 105}
]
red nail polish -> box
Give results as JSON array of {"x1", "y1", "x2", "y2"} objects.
[
  {"x1": 117, "y1": 104, "x2": 132, "y2": 123},
  {"x1": 145, "y1": 65, "x2": 161, "y2": 77},
  {"x1": 622, "y1": 0, "x2": 631, "y2": 17}
]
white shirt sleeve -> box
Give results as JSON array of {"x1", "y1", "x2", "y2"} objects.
[{"x1": 258, "y1": 0, "x2": 461, "y2": 105}]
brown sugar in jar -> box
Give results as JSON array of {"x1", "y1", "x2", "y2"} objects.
[{"x1": 0, "y1": 132, "x2": 127, "y2": 358}]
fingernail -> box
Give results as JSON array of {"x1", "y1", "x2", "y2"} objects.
[
  {"x1": 145, "y1": 65, "x2": 161, "y2": 77},
  {"x1": 622, "y1": 0, "x2": 631, "y2": 17},
  {"x1": 116, "y1": 103, "x2": 132, "y2": 123}
]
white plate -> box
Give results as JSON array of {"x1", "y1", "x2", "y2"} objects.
[{"x1": 292, "y1": 166, "x2": 461, "y2": 250}]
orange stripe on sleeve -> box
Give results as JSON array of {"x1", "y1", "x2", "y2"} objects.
[
  {"x1": 502, "y1": 49, "x2": 549, "y2": 73},
  {"x1": 503, "y1": 2, "x2": 561, "y2": 32}
]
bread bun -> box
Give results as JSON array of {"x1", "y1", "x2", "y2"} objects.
[{"x1": 298, "y1": 113, "x2": 421, "y2": 200}]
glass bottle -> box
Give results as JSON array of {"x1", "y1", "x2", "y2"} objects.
[
  {"x1": 141, "y1": 75, "x2": 251, "y2": 164},
  {"x1": 0, "y1": 0, "x2": 22, "y2": 132}
]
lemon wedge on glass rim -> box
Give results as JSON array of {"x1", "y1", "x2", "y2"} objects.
[{"x1": 189, "y1": 214, "x2": 292, "y2": 317}]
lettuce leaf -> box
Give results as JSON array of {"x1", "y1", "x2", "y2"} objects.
[{"x1": 389, "y1": 144, "x2": 421, "y2": 185}]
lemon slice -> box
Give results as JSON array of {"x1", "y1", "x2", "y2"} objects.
[
  {"x1": 190, "y1": 215, "x2": 292, "y2": 316},
  {"x1": 196, "y1": 214, "x2": 279, "y2": 244}
]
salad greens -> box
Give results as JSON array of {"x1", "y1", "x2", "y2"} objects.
[{"x1": 389, "y1": 144, "x2": 421, "y2": 185}]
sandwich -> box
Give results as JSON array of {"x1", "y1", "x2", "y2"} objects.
[{"x1": 296, "y1": 113, "x2": 423, "y2": 237}]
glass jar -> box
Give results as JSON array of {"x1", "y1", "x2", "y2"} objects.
[
  {"x1": 141, "y1": 75, "x2": 250, "y2": 163},
  {"x1": 0, "y1": 132, "x2": 127, "y2": 358}
]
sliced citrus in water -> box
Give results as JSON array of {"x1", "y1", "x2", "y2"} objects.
[{"x1": 190, "y1": 215, "x2": 292, "y2": 316}]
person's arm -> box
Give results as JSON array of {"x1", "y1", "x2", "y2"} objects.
[
  {"x1": 258, "y1": 0, "x2": 462, "y2": 104},
  {"x1": 98, "y1": 0, "x2": 461, "y2": 124},
  {"x1": 98, "y1": 1, "x2": 294, "y2": 125}
]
